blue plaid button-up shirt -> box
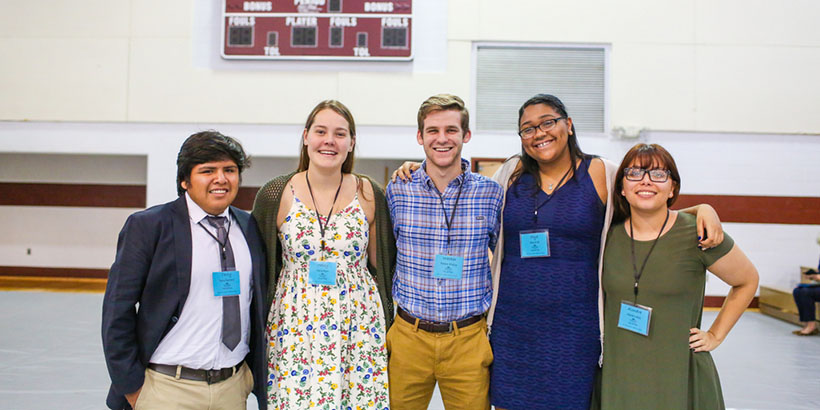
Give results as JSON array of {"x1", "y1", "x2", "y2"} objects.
[{"x1": 386, "y1": 159, "x2": 503, "y2": 322}]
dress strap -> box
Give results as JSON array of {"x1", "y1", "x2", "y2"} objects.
[
  {"x1": 288, "y1": 182, "x2": 305, "y2": 204},
  {"x1": 575, "y1": 157, "x2": 593, "y2": 179}
]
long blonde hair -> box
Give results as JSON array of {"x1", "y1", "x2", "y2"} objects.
[{"x1": 297, "y1": 100, "x2": 356, "y2": 173}]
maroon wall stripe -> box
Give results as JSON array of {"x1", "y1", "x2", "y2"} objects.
[
  {"x1": 3, "y1": 183, "x2": 818, "y2": 225},
  {"x1": 0, "y1": 183, "x2": 145, "y2": 208},
  {"x1": 704, "y1": 295, "x2": 759, "y2": 309},
  {"x1": 0, "y1": 266, "x2": 109, "y2": 279},
  {"x1": 234, "y1": 186, "x2": 260, "y2": 211},
  {"x1": 674, "y1": 194, "x2": 820, "y2": 225}
]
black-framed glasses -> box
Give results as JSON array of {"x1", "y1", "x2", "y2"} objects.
[
  {"x1": 518, "y1": 117, "x2": 566, "y2": 139},
  {"x1": 624, "y1": 167, "x2": 671, "y2": 182}
]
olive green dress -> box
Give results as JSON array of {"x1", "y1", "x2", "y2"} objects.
[{"x1": 597, "y1": 212, "x2": 734, "y2": 410}]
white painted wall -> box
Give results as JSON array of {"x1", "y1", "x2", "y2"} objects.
[
  {"x1": 3, "y1": 1, "x2": 820, "y2": 133},
  {"x1": 0, "y1": 154, "x2": 147, "y2": 184},
  {"x1": 2, "y1": 122, "x2": 818, "y2": 292},
  {"x1": 1, "y1": 1, "x2": 819, "y2": 294},
  {"x1": 0, "y1": 206, "x2": 140, "y2": 269},
  {"x1": 0, "y1": 131, "x2": 415, "y2": 270}
]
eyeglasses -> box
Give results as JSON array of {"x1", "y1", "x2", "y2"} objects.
[
  {"x1": 624, "y1": 167, "x2": 671, "y2": 182},
  {"x1": 518, "y1": 117, "x2": 566, "y2": 139}
]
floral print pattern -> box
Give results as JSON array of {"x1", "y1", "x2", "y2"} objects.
[{"x1": 268, "y1": 192, "x2": 389, "y2": 410}]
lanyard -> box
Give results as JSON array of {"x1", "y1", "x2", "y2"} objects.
[
  {"x1": 306, "y1": 172, "x2": 344, "y2": 259},
  {"x1": 197, "y1": 217, "x2": 232, "y2": 265},
  {"x1": 628, "y1": 209, "x2": 670, "y2": 302},
  {"x1": 435, "y1": 175, "x2": 465, "y2": 251},
  {"x1": 532, "y1": 164, "x2": 573, "y2": 224}
]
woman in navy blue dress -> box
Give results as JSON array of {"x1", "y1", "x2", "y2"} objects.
[
  {"x1": 486, "y1": 94, "x2": 724, "y2": 409},
  {"x1": 488, "y1": 95, "x2": 610, "y2": 410}
]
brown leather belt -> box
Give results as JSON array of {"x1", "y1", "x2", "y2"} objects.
[
  {"x1": 397, "y1": 307, "x2": 483, "y2": 333},
  {"x1": 148, "y1": 363, "x2": 242, "y2": 385}
]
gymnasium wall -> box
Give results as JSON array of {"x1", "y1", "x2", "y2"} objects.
[{"x1": 1, "y1": 0, "x2": 818, "y2": 295}]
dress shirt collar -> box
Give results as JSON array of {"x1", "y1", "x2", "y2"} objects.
[
  {"x1": 185, "y1": 192, "x2": 231, "y2": 224},
  {"x1": 416, "y1": 158, "x2": 472, "y2": 192}
]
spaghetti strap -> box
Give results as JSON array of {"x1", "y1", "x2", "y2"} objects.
[{"x1": 576, "y1": 157, "x2": 592, "y2": 178}]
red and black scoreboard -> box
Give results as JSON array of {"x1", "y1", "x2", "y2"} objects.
[{"x1": 222, "y1": 0, "x2": 413, "y2": 61}]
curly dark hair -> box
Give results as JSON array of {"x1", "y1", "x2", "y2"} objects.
[{"x1": 176, "y1": 130, "x2": 250, "y2": 196}]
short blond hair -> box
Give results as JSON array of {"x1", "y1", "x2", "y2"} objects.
[{"x1": 416, "y1": 94, "x2": 470, "y2": 134}]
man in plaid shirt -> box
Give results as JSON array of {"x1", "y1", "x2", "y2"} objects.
[{"x1": 385, "y1": 94, "x2": 503, "y2": 410}]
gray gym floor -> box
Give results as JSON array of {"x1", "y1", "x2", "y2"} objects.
[{"x1": 1, "y1": 291, "x2": 818, "y2": 410}]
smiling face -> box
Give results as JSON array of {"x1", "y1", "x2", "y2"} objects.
[
  {"x1": 416, "y1": 109, "x2": 471, "y2": 175},
  {"x1": 621, "y1": 160, "x2": 676, "y2": 215},
  {"x1": 611, "y1": 143, "x2": 682, "y2": 223},
  {"x1": 181, "y1": 159, "x2": 239, "y2": 215},
  {"x1": 302, "y1": 108, "x2": 354, "y2": 171},
  {"x1": 518, "y1": 103, "x2": 573, "y2": 166}
]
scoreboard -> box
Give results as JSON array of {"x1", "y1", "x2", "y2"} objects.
[{"x1": 222, "y1": 0, "x2": 413, "y2": 61}]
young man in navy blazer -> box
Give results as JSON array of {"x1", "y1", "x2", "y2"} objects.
[{"x1": 102, "y1": 131, "x2": 267, "y2": 410}]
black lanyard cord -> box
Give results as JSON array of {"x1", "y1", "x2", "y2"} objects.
[
  {"x1": 198, "y1": 218, "x2": 232, "y2": 262},
  {"x1": 306, "y1": 172, "x2": 344, "y2": 259},
  {"x1": 628, "y1": 209, "x2": 670, "y2": 302},
  {"x1": 436, "y1": 175, "x2": 465, "y2": 251}
]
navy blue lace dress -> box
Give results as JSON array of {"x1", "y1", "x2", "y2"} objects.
[{"x1": 490, "y1": 158, "x2": 604, "y2": 409}]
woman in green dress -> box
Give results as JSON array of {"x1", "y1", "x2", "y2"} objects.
[{"x1": 597, "y1": 143, "x2": 758, "y2": 409}]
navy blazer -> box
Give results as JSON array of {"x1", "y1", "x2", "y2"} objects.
[{"x1": 101, "y1": 196, "x2": 267, "y2": 410}]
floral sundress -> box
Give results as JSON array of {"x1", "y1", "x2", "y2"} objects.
[{"x1": 267, "y1": 187, "x2": 389, "y2": 410}]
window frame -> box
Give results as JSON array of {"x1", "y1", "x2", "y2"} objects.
[{"x1": 469, "y1": 42, "x2": 611, "y2": 137}]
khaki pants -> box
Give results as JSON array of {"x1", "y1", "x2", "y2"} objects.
[
  {"x1": 386, "y1": 314, "x2": 493, "y2": 410},
  {"x1": 134, "y1": 362, "x2": 254, "y2": 410}
]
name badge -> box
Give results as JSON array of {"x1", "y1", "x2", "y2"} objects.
[
  {"x1": 213, "y1": 271, "x2": 240, "y2": 297},
  {"x1": 618, "y1": 300, "x2": 653, "y2": 336},
  {"x1": 520, "y1": 230, "x2": 550, "y2": 258},
  {"x1": 433, "y1": 254, "x2": 464, "y2": 280},
  {"x1": 309, "y1": 261, "x2": 337, "y2": 286}
]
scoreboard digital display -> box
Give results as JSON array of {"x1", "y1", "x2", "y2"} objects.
[{"x1": 222, "y1": 0, "x2": 413, "y2": 61}]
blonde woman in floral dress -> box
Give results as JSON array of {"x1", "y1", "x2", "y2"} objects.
[{"x1": 252, "y1": 100, "x2": 395, "y2": 410}]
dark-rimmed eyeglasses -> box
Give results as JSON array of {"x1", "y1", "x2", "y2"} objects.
[
  {"x1": 624, "y1": 167, "x2": 671, "y2": 182},
  {"x1": 518, "y1": 117, "x2": 566, "y2": 139}
]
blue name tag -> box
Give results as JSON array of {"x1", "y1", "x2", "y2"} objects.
[
  {"x1": 520, "y1": 230, "x2": 550, "y2": 258},
  {"x1": 308, "y1": 261, "x2": 338, "y2": 286},
  {"x1": 213, "y1": 271, "x2": 240, "y2": 297},
  {"x1": 617, "y1": 301, "x2": 653, "y2": 336},
  {"x1": 433, "y1": 254, "x2": 464, "y2": 280}
]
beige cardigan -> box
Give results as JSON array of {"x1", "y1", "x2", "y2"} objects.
[{"x1": 486, "y1": 156, "x2": 618, "y2": 365}]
